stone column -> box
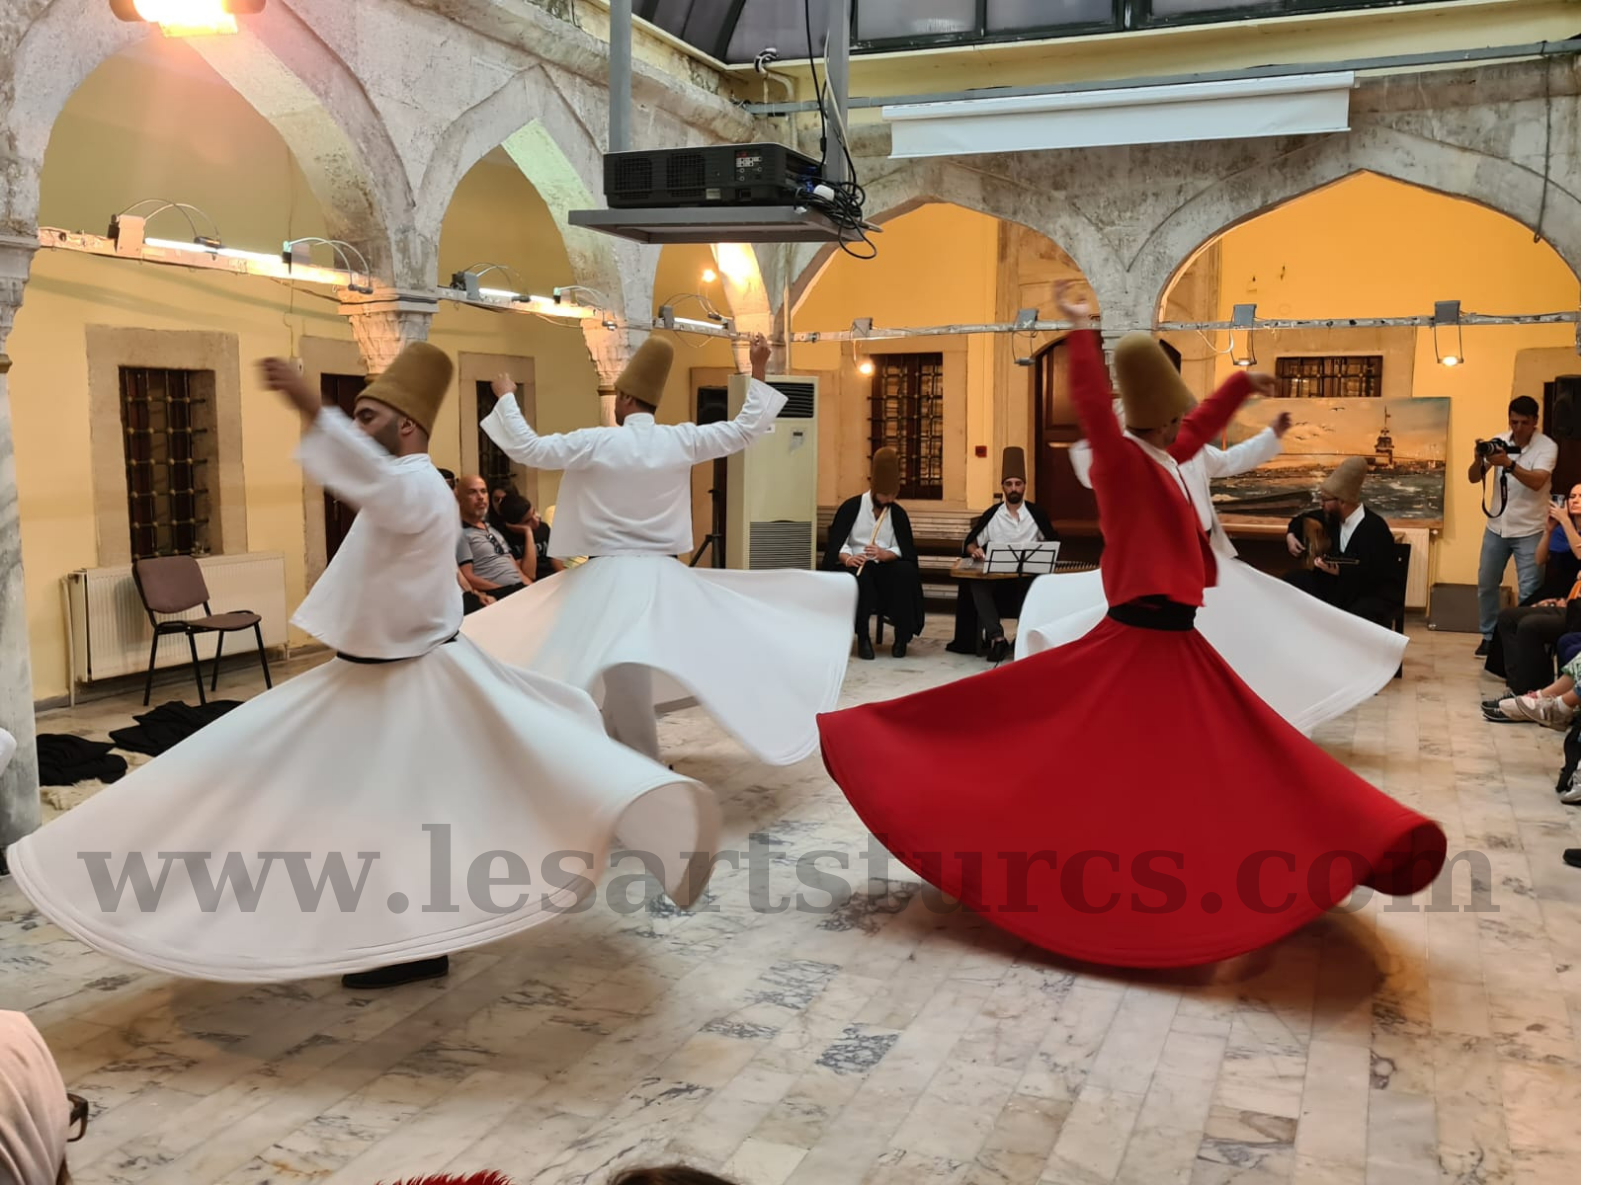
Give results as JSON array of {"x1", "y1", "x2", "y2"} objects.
[
  {"x1": 0, "y1": 234, "x2": 40, "y2": 855},
  {"x1": 338, "y1": 289, "x2": 438, "y2": 374}
]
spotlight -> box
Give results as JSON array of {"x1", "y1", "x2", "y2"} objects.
[
  {"x1": 858, "y1": 359, "x2": 875, "y2": 377},
  {"x1": 1433, "y1": 300, "x2": 1465, "y2": 367},
  {"x1": 700, "y1": 268, "x2": 719, "y2": 285},
  {"x1": 1231, "y1": 303, "x2": 1257, "y2": 368},
  {"x1": 110, "y1": 1, "x2": 264, "y2": 36}
]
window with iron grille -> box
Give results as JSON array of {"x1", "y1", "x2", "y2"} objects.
[
  {"x1": 868, "y1": 353, "x2": 943, "y2": 500},
  {"x1": 1275, "y1": 355, "x2": 1384, "y2": 399},
  {"x1": 476, "y1": 381, "x2": 520, "y2": 494},
  {"x1": 119, "y1": 367, "x2": 214, "y2": 559}
]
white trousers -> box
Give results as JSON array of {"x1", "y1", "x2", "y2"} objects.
[{"x1": 602, "y1": 663, "x2": 661, "y2": 761}]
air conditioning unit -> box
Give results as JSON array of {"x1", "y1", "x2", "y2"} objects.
[{"x1": 725, "y1": 374, "x2": 819, "y2": 571}]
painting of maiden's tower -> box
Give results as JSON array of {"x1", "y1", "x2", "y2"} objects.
[{"x1": 1207, "y1": 395, "x2": 1449, "y2": 524}]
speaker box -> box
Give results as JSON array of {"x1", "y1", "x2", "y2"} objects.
[{"x1": 1428, "y1": 583, "x2": 1512, "y2": 632}]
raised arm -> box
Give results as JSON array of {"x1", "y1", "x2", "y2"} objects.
[
  {"x1": 687, "y1": 335, "x2": 782, "y2": 464},
  {"x1": 261, "y1": 359, "x2": 429, "y2": 533},
  {"x1": 1068, "y1": 440, "x2": 1094, "y2": 489},
  {"x1": 480, "y1": 387, "x2": 599, "y2": 471},
  {"x1": 1205, "y1": 416, "x2": 1286, "y2": 479},
  {"x1": 1170, "y1": 370, "x2": 1273, "y2": 464}
]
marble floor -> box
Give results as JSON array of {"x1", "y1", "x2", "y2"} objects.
[{"x1": 0, "y1": 620, "x2": 1580, "y2": 1185}]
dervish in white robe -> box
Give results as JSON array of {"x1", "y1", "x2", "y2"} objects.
[
  {"x1": 465, "y1": 334, "x2": 856, "y2": 766},
  {"x1": 6, "y1": 344, "x2": 718, "y2": 983},
  {"x1": 1017, "y1": 419, "x2": 1407, "y2": 732}
]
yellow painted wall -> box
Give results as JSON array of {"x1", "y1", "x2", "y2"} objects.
[
  {"x1": 792, "y1": 203, "x2": 1001, "y2": 512},
  {"x1": 8, "y1": 43, "x2": 660, "y2": 702},
  {"x1": 1204, "y1": 172, "x2": 1580, "y2": 586}
]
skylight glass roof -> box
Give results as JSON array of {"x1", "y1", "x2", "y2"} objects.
[{"x1": 630, "y1": 2, "x2": 1462, "y2": 66}]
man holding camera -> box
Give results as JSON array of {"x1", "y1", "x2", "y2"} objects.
[{"x1": 1471, "y1": 396, "x2": 1559, "y2": 656}]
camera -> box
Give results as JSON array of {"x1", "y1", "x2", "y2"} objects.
[{"x1": 1475, "y1": 436, "x2": 1522, "y2": 460}]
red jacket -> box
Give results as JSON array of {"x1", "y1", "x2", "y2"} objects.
[{"x1": 1070, "y1": 331, "x2": 1257, "y2": 607}]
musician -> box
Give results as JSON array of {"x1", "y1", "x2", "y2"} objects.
[
  {"x1": 947, "y1": 447, "x2": 1059, "y2": 662},
  {"x1": 825, "y1": 447, "x2": 924, "y2": 659},
  {"x1": 1284, "y1": 457, "x2": 1404, "y2": 626}
]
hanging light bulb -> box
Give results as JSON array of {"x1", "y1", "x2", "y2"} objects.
[
  {"x1": 858, "y1": 358, "x2": 875, "y2": 377},
  {"x1": 112, "y1": 2, "x2": 263, "y2": 37},
  {"x1": 700, "y1": 267, "x2": 719, "y2": 285},
  {"x1": 1433, "y1": 300, "x2": 1465, "y2": 367}
]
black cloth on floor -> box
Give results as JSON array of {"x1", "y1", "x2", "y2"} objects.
[
  {"x1": 109, "y1": 700, "x2": 242, "y2": 758},
  {"x1": 36, "y1": 734, "x2": 128, "y2": 786}
]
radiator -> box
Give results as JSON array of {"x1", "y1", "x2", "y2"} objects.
[
  {"x1": 1392, "y1": 529, "x2": 1432, "y2": 610},
  {"x1": 64, "y1": 553, "x2": 289, "y2": 692}
]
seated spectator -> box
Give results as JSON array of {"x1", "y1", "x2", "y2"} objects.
[
  {"x1": 497, "y1": 493, "x2": 559, "y2": 580},
  {"x1": 823, "y1": 447, "x2": 925, "y2": 660},
  {"x1": 1488, "y1": 574, "x2": 1580, "y2": 698},
  {"x1": 456, "y1": 475, "x2": 541, "y2": 600},
  {"x1": 1284, "y1": 457, "x2": 1404, "y2": 626},
  {"x1": 0, "y1": 1010, "x2": 79, "y2": 1184},
  {"x1": 1484, "y1": 653, "x2": 1580, "y2": 729},
  {"x1": 611, "y1": 1165, "x2": 732, "y2": 1184}
]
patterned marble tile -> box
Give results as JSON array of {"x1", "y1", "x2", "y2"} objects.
[{"x1": 0, "y1": 626, "x2": 1578, "y2": 1184}]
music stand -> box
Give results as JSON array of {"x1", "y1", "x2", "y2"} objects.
[{"x1": 985, "y1": 542, "x2": 1060, "y2": 575}]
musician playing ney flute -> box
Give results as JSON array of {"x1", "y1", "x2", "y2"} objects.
[{"x1": 824, "y1": 447, "x2": 926, "y2": 660}]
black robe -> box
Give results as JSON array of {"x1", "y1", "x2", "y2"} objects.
[
  {"x1": 949, "y1": 501, "x2": 1060, "y2": 654},
  {"x1": 825, "y1": 496, "x2": 926, "y2": 639},
  {"x1": 1286, "y1": 506, "x2": 1404, "y2": 623}
]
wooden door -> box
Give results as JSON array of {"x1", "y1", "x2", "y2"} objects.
[
  {"x1": 321, "y1": 373, "x2": 365, "y2": 558},
  {"x1": 1033, "y1": 338, "x2": 1098, "y2": 525},
  {"x1": 1543, "y1": 374, "x2": 1580, "y2": 498}
]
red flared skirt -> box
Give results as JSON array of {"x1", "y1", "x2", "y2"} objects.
[{"x1": 816, "y1": 617, "x2": 1447, "y2": 968}]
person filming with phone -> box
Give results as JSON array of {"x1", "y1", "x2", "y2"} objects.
[
  {"x1": 1470, "y1": 395, "x2": 1558, "y2": 656},
  {"x1": 1283, "y1": 456, "x2": 1404, "y2": 627}
]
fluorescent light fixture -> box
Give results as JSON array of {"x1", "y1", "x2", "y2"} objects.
[
  {"x1": 1231, "y1": 303, "x2": 1258, "y2": 367},
  {"x1": 145, "y1": 236, "x2": 280, "y2": 268},
  {"x1": 1433, "y1": 300, "x2": 1464, "y2": 367},
  {"x1": 658, "y1": 305, "x2": 729, "y2": 335}
]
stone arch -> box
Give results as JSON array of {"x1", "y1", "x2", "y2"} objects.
[
  {"x1": 1139, "y1": 124, "x2": 1579, "y2": 330},
  {"x1": 784, "y1": 157, "x2": 1118, "y2": 320},
  {"x1": 3, "y1": 0, "x2": 415, "y2": 278},
  {"x1": 416, "y1": 64, "x2": 651, "y2": 384}
]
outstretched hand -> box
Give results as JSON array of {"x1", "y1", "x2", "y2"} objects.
[
  {"x1": 1245, "y1": 372, "x2": 1281, "y2": 397},
  {"x1": 749, "y1": 333, "x2": 772, "y2": 382},
  {"x1": 1052, "y1": 282, "x2": 1093, "y2": 329},
  {"x1": 1271, "y1": 411, "x2": 1292, "y2": 437},
  {"x1": 259, "y1": 358, "x2": 321, "y2": 425}
]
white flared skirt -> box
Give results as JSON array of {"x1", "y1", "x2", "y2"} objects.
[
  {"x1": 1016, "y1": 555, "x2": 1408, "y2": 733},
  {"x1": 464, "y1": 556, "x2": 857, "y2": 766},
  {"x1": 5, "y1": 638, "x2": 718, "y2": 982}
]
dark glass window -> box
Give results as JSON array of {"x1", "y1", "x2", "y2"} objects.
[{"x1": 119, "y1": 367, "x2": 212, "y2": 558}]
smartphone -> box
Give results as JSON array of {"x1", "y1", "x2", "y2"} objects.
[{"x1": 1553, "y1": 494, "x2": 1567, "y2": 507}]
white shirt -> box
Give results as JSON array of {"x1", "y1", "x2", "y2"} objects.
[
  {"x1": 842, "y1": 492, "x2": 900, "y2": 558},
  {"x1": 292, "y1": 409, "x2": 462, "y2": 659},
  {"x1": 1071, "y1": 427, "x2": 1282, "y2": 558},
  {"x1": 1485, "y1": 429, "x2": 1559, "y2": 538},
  {"x1": 1338, "y1": 504, "x2": 1367, "y2": 552},
  {"x1": 481, "y1": 378, "x2": 789, "y2": 557},
  {"x1": 975, "y1": 501, "x2": 1041, "y2": 549}
]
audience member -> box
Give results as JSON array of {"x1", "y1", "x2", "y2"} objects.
[
  {"x1": 1284, "y1": 457, "x2": 1404, "y2": 626},
  {"x1": 456, "y1": 475, "x2": 540, "y2": 600},
  {"x1": 610, "y1": 1165, "x2": 733, "y2": 1184},
  {"x1": 1471, "y1": 395, "x2": 1558, "y2": 655},
  {"x1": 497, "y1": 493, "x2": 558, "y2": 580},
  {"x1": 0, "y1": 1011, "x2": 77, "y2": 1185}
]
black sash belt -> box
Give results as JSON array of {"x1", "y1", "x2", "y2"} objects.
[
  {"x1": 1107, "y1": 596, "x2": 1197, "y2": 631},
  {"x1": 337, "y1": 631, "x2": 459, "y2": 665}
]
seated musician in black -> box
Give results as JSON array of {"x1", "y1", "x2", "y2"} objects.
[
  {"x1": 947, "y1": 446, "x2": 1060, "y2": 662},
  {"x1": 824, "y1": 447, "x2": 925, "y2": 660},
  {"x1": 1283, "y1": 456, "x2": 1404, "y2": 626}
]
